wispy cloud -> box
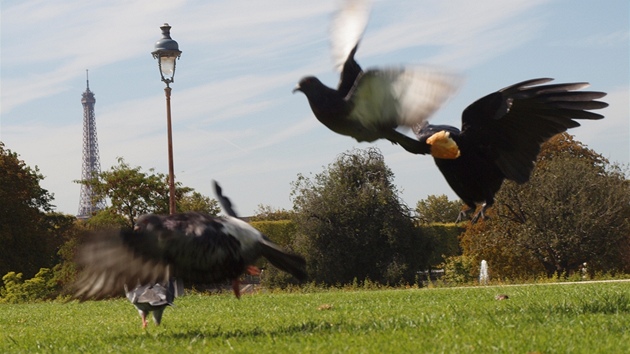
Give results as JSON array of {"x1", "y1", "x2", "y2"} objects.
[
  {"x1": 2, "y1": 0, "x2": 178, "y2": 113},
  {"x1": 1, "y1": 1, "x2": 327, "y2": 114},
  {"x1": 549, "y1": 30, "x2": 630, "y2": 48},
  {"x1": 361, "y1": 0, "x2": 548, "y2": 68}
]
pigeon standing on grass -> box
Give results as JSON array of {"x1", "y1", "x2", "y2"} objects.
[
  {"x1": 72, "y1": 181, "x2": 307, "y2": 301},
  {"x1": 293, "y1": 0, "x2": 459, "y2": 154},
  {"x1": 124, "y1": 280, "x2": 176, "y2": 328}
]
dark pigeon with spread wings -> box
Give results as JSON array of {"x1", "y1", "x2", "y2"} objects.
[
  {"x1": 293, "y1": 0, "x2": 458, "y2": 154},
  {"x1": 124, "y1": 280, "x2": 176, "y2": 328},
  {"x1": 73, "y1": 182, "x2": 307, "y2": 300},
  {"x1": 414, "y1": 78, "x2": 608, "y2": 222}
]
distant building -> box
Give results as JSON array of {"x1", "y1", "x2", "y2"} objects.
[{"x1": 77, "y1": 70, "x2": 105, "y2": 219}]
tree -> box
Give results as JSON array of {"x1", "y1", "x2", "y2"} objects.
[
  {"x1": 178, "y1": 191, "x2": 220, "y2": 215},
  {"x1": 83, "y1": 209, "x2": 128, "y2": 229},
  {"x1": 415, "y1": 194, "x2": 463, "y2": 224},
  {"x1": 77, "y1": 157, "x2": 176, "y2": 228},
  {"x1": 290, "y1": 147, "x2": 427, "y2": 285},
  {"x1": 461, "y1": 134, "x2": 630, "y2": 278},
  {"x1": 421, "y1": 223, "x2": 463, "y2": 270},
  {"x1": 77, "y1": 158, "x2": 220, "y2": 228},
  {"x1": 0, "y1": 142, "x2": 62, "y2": 281},
  {"x1": 459, "y1": 216, "x2": 546, "y2": 280},
  {"x1": 250, "y1": 205, "x2": 295, "y2": 221},
  {"x1": 52, "y1": 220, "x2": 89, "y2": 290},
  {"x1": 536, "y1": 133, "x2": 609, "y2": 169}
]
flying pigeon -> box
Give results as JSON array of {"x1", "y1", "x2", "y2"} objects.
[
  {"x1": 413, "y1": 78, "x2": 607, "y2": 222},
  {"x1": 124, "y1": 280, "x2": 176, "y2": 328},
  {"x1": 293, "y1": 0, "x2": 459, "y2": 154},
  {"x1": 72, "y1": 181, "x2": 307, "y2": 300}
]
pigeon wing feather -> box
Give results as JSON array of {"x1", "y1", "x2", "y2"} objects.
[
  {"x1": 330, "y1": 0, "x2": 370, "y2": 71},
  {"x1": 348, "y1": 67, "x2": 459, "y2": 130}
]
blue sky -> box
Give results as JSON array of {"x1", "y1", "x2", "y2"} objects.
[{"x1": 1, "y1": 0, "x2": 628, "y2": 217}]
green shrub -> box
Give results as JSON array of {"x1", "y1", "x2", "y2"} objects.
[
  {"x1": 420, "y1": 223, "x2": 463, "y2": 268},
  {"x1": 0, "y1": 268, "x2": 58, "y2": 303},
  {"x1": 441, "y1": 255, "x2": 475, "y2": 285},
  {"x1": 250, "y1": 220, "x2": 304, "y2": 288},
  {"x1": 250, "y1": 220, "x2": 297, "y2": 247}
]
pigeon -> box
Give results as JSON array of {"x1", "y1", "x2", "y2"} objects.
[
  {"x1": 72, "y1": 181, "x2": 307, "y2": 300},
  {"x1": 413, "y1": 78, "x2": 607, "y2": 222},
  {"x1": 124, "y1": 280, "x2": 176, "y2": 328},
  {"x1": 293, "y1": 0, "x2": 459, "y2": 154}
]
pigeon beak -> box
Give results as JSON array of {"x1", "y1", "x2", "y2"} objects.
[{"x1": 292, "y1": 84, "x2": 301, "y2": 94}]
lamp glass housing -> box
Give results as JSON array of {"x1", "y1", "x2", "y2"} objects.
[{"x1": 159, "y1": 55, "x2": 176, "y2": 81}]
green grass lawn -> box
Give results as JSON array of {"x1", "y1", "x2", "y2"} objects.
[{"x1": 1, "y1": 281, "x2": 629, "y2": 353}]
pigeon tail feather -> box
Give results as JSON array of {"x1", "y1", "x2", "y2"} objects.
[{"x1": 260, "y1": 239, "x2": 307, "y2": 281}]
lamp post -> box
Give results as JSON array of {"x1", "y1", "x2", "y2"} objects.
[{"x1": 152, "y1": 23, "x2": 181, "y2": 215}]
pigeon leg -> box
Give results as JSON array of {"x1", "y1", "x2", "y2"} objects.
[
  {"x1": 153, "y1": 309, "x2": 164, "y2": 326},
  {"x1": 382, "y1": 129, "x2": 431, "y2": 155},
  {"x1": 456, "y1": 204, "x2": 475, "y2": 223},
  {"x1": 230, "y1": 267, "x2": 259, "y2": 299},
  {"x1": 232, "y1": 279, "x2": 241, "y2": 299},
  {"x1": 141, "y1": 312, "x2": 148, "y2": 329},
  {"x1": 455, "y1": 209, "x2": 468, "y2": 223},
  {"x1": 471, "y1": 203, "x2": 491, "y2": 224},
  {"x1": 471, "y1": 210, "x2": 483, "y2": 224}
]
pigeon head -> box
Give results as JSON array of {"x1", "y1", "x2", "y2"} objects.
[
  {"x1": 134, "y1": 214, "x2": 163, "y2": 231},
  {"x1": 293, "y1": 76, "x2": 348, "y2": 123},
  {"x1": 293, "y1": 76, "x2": 327, "y2": 95}
]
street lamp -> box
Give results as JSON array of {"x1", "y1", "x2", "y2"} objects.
[{"x1": 152, "y1": 23, "x2": 181, "y2": 215}]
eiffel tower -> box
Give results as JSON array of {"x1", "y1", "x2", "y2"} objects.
[{"x1": 77, "y1": 70, "x2": 105, "y2": 219}]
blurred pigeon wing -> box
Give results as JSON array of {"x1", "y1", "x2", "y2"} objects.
[
  {"x1": 74, "y1": 230, "x2": 172, "y2": 300},
  {"x1": 213, "y1": 180, "x2": 238, "y2": 217},
  {"x1": 349, "y1": 67, "x2": 459, "y2": 129},
  {"x1": 330, "y1": 0, "x2": 370, "y2": 71},
  {"x1": 73, "y1": 217, "x2": 243, "y2": 300}
]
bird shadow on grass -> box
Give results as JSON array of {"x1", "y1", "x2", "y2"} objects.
[{"x1": 115, "y1": 320, "x2": 338, "y2": 341}]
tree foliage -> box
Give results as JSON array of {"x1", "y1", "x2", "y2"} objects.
[
  {"x1": 178, "y1": 191, "x2": 220, "y2": 215},
  {"x1": 0, "y1": 268, "x2": 58, "y2": 303},
  {"x1": 0, "y1": 142, "x2": 65, "y2": 280},
  {"x1": 440, "y1": 255, "x2": 475, "y2": 285},
  {"x1": 459, "y1": 217, "x2": 547, "y2": 280},
  {"x1": 461, "y1": 133, "x2": 630, "y2": 278},
  {"x1": 421, "y1": 223, "x2": 463, "y2": 269},
  {"x1": 290, "y1": 147, "x2": 428, "y2": 285},
  {"x1": 251, "y1": 220, "x2": 301, "y2": 287},
  {"x1": 250, "y1": 205, "x2": 295, "y2": 221},
  {"x1": 77, "y1": 157, "x2": 174, "y2": 228},
  {"x1": 415, "y1": 194, "x2": 463, "y2": 224},
  {"x1": 78, "y1": 157, "x2": 217, "y2": 228}
]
